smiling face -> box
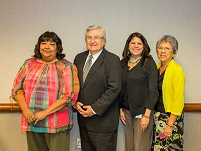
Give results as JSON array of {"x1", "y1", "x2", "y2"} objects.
[
  {"x1": 157, "y1": 41, "x2": 175, "y2": 65},
  {"x1": 39, "y1": 40, "x2": 57, "y2": 62},
  {"x1": 85, "y1": 28, "x2": 105, "y2": 55},
  {"x1": 128, "y1": 37, "x2": 144, "y2": 58}
]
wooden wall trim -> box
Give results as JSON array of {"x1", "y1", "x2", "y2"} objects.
[
  {"x1": 183, "y1": 103, "x2": 201, "y2": 112},
  {"x1": 0, "y1": 103, "x2": 201, "y2": 113},
  {"x1": 0, "y1": 103, "x2": 21, "y2": 112}
]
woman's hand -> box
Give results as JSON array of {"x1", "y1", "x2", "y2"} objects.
[
  {"x1": 22, "y1": 108, "x2": 35, "y2": 124},
  {"x1": 164, "y1": 125, "x2": 173, "y2": 138},
  {"x1": 34, "y1": 110, "x2": 48, "y2": 125},
  {"x1": 13, "y1": 94, "x2": 35, "y2": 124},
  {"x1": 140, "y1": 109, "x2": 151, "y2": 131},
  {"x1": 164, "y1": 114, "x2": 177, "y2": 138},
  {"x1": 140, "y1": 115, "x2": 150, "y2": 131},
  {"x1": 120, "y1": 108, "x2": 126, "y2": 126}
]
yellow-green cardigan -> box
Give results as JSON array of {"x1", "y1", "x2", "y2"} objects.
[{"x1": 157, "y1": 59, "x2": 185, "y2": 116}]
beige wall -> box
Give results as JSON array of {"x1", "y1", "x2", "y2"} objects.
[{"x1": 1, "y1": 0, "x2": 201, "y2": 104}]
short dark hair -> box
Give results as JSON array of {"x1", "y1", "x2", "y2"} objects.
[
  {"x1": 34, "y1": 31, "x2": 65, "y2": 60},
  {"x1": 121, "y1": 32, "x2": 152, "y2": 67}
]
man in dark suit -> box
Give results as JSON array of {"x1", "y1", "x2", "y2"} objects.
[{"x1": 74, "y1": 25, "x2": 122, "y2": 151}]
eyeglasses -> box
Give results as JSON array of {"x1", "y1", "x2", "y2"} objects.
[
  {"x1": 158, "y1": 47, "x2": 172, "y2": 51},
  {"x1": 86, "y1": 36, "x2": 103, "y2": 41}
]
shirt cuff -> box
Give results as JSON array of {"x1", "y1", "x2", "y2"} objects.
[
  {"x1": 73, "y1": 105, "x2": 76, "y2": 109},
  {"x1": 92, "y1": 108, "x2": 96, "y2": 114}
]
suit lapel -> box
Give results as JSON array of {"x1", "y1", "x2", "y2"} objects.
[
  {"x1": 122, "y1": 65, "x2": 128, "y2": 86},
  {"x1": 82, "y1": 49, "x2": 106, "y2": 88}
]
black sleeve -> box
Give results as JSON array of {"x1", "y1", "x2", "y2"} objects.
[{"x1": 144, "y1": 58, "x2": 159, "y2": 110}]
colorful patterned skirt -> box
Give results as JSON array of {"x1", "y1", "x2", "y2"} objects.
[{"x1": 151, "y1": 112, "x2": 184, "y2": 151}]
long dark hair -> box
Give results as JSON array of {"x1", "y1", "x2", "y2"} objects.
[
  {"x1": 121, "y1": 32, "x2": 152, "y2": 67},
  {"x1": 34, "y1": 31, "x2": 65, "y2": 60}
]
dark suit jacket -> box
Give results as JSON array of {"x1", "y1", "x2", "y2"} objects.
[{"x1": 74, "y1": 48, "x2": 122, "y2": 132}]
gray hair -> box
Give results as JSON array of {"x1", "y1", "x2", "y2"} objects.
[
  {"x1": 85, "y1": 25, "x2": 106, "y2": 43},
  {"x1": 156, "y1": 35, "x2": 178, "y2": 54}
]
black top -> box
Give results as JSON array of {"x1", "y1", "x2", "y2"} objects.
[
  {"x1": 155, "y1": 70, "x2": 166, "y2": 113},
  {"x1": 120, "y1": 58, "x2": 158, "y2": 116}
]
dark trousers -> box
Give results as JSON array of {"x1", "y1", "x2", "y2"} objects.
[
  {"x1": 79, "y1": 126, "x2": 118, "y2": 151},
  {"x1": 26, "y1": 130, "x2": 70, "y2": 151}
]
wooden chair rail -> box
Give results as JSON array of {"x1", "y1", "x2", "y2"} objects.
[
  {"x1": 0, "y1": 103, "x2": 201, "y2": 113},
  {"x1": 0, "y1": 103, "x2": 21, "y2": 112}
]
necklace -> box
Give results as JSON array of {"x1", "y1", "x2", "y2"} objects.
[{"x1": 129, "y1": 56, "x2": 142, "y2": 64}]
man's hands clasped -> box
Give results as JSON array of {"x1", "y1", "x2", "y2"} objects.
[{"x1": 75, "y1": 102, "x2": 95, "y2": 117}]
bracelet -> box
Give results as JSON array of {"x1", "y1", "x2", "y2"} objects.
[
  {"x1": 143, "y1": 115, "x2": 150, "y2": 118},
  {"x1": 167, "y1": 123, "x2": 174, "y2": 128}
]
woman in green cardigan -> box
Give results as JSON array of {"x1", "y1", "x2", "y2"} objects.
[{"x1": 152, "y1": 35, "x2": 185, "y2": 151}]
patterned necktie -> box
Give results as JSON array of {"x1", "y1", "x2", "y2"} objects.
[{"x1": 83, "y1": 55, "x2": 93, "y2": 82}]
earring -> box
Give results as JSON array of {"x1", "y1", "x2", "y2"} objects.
[{"x1": 127, "y1": 51, "x2": 130, "y2": 55}]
